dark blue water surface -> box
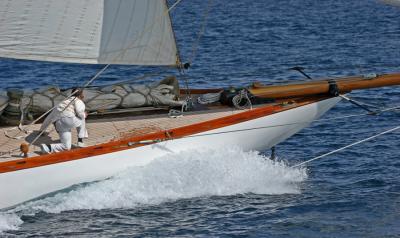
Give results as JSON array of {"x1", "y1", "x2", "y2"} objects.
[{"x1": 1, "y1": 0, "x2": 400, "y2": 237}]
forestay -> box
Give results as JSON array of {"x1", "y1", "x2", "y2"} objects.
[{"x1": 0, "y1": 0, "x2": 178, "y2": 65}]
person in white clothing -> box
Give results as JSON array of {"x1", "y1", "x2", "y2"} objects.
[{"x1": 41, "y1": 88, "x2": 88, "y2": 154}]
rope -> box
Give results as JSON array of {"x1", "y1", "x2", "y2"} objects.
[
  {"x1": 176, "y1": 105, "x2": 400, "y2": 139},
  {"x1": 188, "y1": 0, "x2": 213, "y2": 65},
  {"x1": 168, "y1": 98, "x2": 190, "y2": 118},
  {"x1": 339, "y1": 94, "x2": 379, "y2": 114},
  {"x1": 178, "y1": 71, "x2": 193, "y2": 108},
  {"x1": 232, "y1": 89, "x2": 252, "y2": 110},
  {"x1": 291, "y1": 125, "x2": 400, "y2": 168},
  {"x1": 4, "y1": 0, "x2": 186, "y2": 151},
  {"x1": 33, "y1": 64, "x2": 110, "y2": 127},
  {"x1": 197, "y1": 91, "x2": 222, "y2": 104},
  {"x1": 176, "y1": 0, "x2": 213, "y2": 108},
  {"x1": 3, "y1": 62, "x2": 110, "y2": 146},
  {"x1": 1, "y1": 102, "x2": 400, "y2": 156}
]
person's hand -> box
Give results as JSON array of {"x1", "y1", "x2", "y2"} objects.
[{"x1": 85, "y1": 111, "x2": 88, "y2": 118}]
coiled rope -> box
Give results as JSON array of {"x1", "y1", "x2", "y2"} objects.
[
  {"x1": 197, "y1": 91, "x2": 222, "y2": 104},
  {"x1": 232, "y1": 89, "x2": 252, "y2": 110}
]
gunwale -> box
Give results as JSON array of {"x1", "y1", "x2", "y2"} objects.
[{"x1": 0, "y1": 96, "x2": 326, "y2": 174}]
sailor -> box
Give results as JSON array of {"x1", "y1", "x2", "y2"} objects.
[{"x1": 40, "y1": 88, "x2": 88, "y2": 154}]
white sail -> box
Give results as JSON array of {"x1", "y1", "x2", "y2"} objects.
[{"x1": 0, "y1": 0, "x2": 178, "y2": 66}]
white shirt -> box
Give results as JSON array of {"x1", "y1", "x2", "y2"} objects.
[{"x1": 57, "y1": 97, "x2": 86, "y2": 119}]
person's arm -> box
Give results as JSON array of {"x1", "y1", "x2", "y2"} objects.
[{"x1": 75, "y1": 99, "x2": 86, "y2": 119}]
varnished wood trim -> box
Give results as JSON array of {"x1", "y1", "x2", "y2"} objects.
[
  {"x1": 249, "y1": 72, "x2": 400, "y2": 99},
  {"x1": 0, "y1": 97, "x2": 326, "y2": 173}
]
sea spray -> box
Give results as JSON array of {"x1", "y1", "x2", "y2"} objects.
[
  {"x1": 0, "y1": 147, "x2": 306, "y2": 233},
  {"x1": 0, "y1": 213, "x2": 23, "y2": 234}
]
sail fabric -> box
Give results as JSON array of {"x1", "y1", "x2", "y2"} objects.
[{"x1": 0, "y1": 0, "x2": 178, "y2": 65}]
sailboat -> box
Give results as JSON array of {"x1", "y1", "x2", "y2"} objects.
[{"x1": 0, "y1": 0, "x2": 399, "y2": 210}]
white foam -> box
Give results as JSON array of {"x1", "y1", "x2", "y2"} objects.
[
  {"x1": 0, "y1": 147, "x2": 306, "y2": 233},
  {"x1": 0, "y1": 213, "x2": 23, "y2": 234}
]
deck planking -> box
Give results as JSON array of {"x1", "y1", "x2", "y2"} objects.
[{"x1": 0, "y1": 108, "x2": 240, "y2": 162}]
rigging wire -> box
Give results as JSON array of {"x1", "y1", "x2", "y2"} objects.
[
  {"x1": 18, "y1": 0, "x2": 186, "y2": 149},
  {"x1": 1, "y1": 103, "x2": 399, "y2": 157},
  {"x1": 26, "y1": 65, "x2": 110, "y2": 148},
  {"x1": 176, "y1": 0, "x2": 214, "y2": 108},
  {"x1": 137, "y1": 105, "x2": 400, "y2": 142},
  {"x1": 205, "y1": 63, "x2": 400, "y2": 86},
  {"x1": 188, "y1": 0, "x2": 214, "y2": 66},
  {"x1": 291, "y1": 125, "x2": 400, "y2": 168}
]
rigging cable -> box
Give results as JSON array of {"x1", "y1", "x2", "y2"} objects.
[
  {"x1": 188, "y1": 0, "x2": 214, "y2": 66},
  {"x1": 13, "y1": 0, "x2": 186, "y2": 149},
  {"x1": 130, "y1": 105, "x2": 400, "y2": 143},
  {"x1": 177, "y1": 0, "x2": 214, "y2": 108},
  {"x1": 291, "y1": 124, "x2": 400, "y2": 168},
  {"x1": 51, "y1": 0, "x2": 185, "y2": 117},
  {"x1": 1, "y1": 103, "x2": 400, "y2": 156}
]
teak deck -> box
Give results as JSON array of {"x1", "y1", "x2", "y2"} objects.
[{"x1": 0, "y1": 106, "x2": 242, "y2": 162}]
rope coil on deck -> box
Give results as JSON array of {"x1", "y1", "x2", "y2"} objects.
[
  {"x1": 197, "y1": 92, "x2": 222, "y2": 104},
  {"x1": 232, "y1": 89, "x2": 252, "y2": 110}
]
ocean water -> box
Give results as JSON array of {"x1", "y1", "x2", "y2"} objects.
[{"x1": 1, "y1": 0, "x2": 400, "y2": 237}]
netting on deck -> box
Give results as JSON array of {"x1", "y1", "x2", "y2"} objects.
[{"x1": 0, "y1": 76, "x2": 182, "y2": 126}]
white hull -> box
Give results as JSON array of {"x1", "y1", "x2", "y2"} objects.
[{"x1": 0, "y1": 97, "x2": 341, "y2": 210}]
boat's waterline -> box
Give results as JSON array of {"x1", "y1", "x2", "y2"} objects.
[{"x1": 0, "y1": 97, "x2": 341, "y2": 210}]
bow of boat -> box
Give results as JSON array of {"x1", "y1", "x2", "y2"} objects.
[{"x1": 0, "y1": 95, "x2": 341, "y2": 210}]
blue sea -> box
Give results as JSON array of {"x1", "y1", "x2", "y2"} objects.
[{"x1": 1, "y1": 0, "x2": 400, "y2": 237}]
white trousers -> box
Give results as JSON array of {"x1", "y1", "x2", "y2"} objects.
[{"x1": 50, "y1": 116, "x2": 88, "y2": 153}]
